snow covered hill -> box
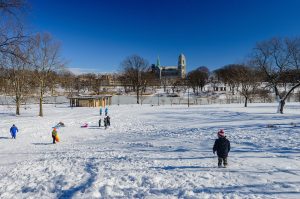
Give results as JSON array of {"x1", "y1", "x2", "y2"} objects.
[{"x1": 0, "y1": 103, "x2": 300, "y2": 198}]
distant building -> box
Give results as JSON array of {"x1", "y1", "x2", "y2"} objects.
[
  {"x1": 69, "y1": 95, "x2": 112, "y2": 107},
  {"x1": 152, "y1": 54, "x2": 186, "y2": 79},
  {"x1": 99, "y1": 74, "x2": 121, "y2": 86}
]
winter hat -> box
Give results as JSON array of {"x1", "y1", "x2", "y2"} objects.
[{"x1": 218, "y1": 129, "x2": 225, "y2": 137}]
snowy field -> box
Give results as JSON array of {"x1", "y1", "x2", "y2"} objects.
[{"x1": 0, "y1": 103, "x2": 300, "y2": 199}]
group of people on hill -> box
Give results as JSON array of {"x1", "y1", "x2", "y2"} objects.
[
  {"x1": 80, "y1": 107, "x2": 111, "y2": 129},
  {"x1": 51, "y1": 106, "x2": 112, "y2": 144},
  {"x1": 7, "y1": 107, "x2": 231, "y2": 168},
  {"x1": 99, "y1": 107, "x2": 110, "y2": 129}
]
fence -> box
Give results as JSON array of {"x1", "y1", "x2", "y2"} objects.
[{"x1": 1, "y1": 93, "x2": 299, "y2": 107}]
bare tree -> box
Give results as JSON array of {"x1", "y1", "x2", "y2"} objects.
[
  {"x1": 251, "y1": 37, "x2": 300, "y2": 113},
  {"x1": 0, "y1": 0, "x2": 23, "y2": 11},
  {"x1": 0, "y1": 0, "x2": 30, "y2": 112},
  {"x1": 0, "y1": 60, "x2": 7, "y2": 93},
  {"x1": 187, "y1": 68, "x2": 209, "y2": 95},
  {"x1": 93, "y1": 75, "x2": 101, "y2": 94},
  {"x1": 120, "y1": 55, "x2": 149, "y2": 104},
  {"x1": 118, "y1": 73, "x2": 131, "y2": 93},
  {"x1": 160, "y1": 77, "x2": 168, "y2": 92},
  {"x1": 2, "y1": 43, "x2": 33, "y2": 115},
  {"x1": 214, "y1": 65, "x2": 239, "y2": 95},
  {"x1": 0, "y1": 0, "x2": 26, "y2": 58},
  {"x1": 57, "y1": 70, "x2": 76, "y2": 97},
  {"x1": 46, "y1": 71, "x2": 60, "y2": 96},
  {"x1": 140, "y1": 71, "x2": 156, "y2": 105},
  {"x1": 30, "y1": 32, "x2": 64, "y2": 116},
  {"x1": 169, "y1": 78, "x2": 183, "y2": 94},
  {"x1": 234, "y1": 64, "x2": 260, "y2": 107},
  {"x1": 82, "y1": 73, "x2": 96, "y2": 92}
]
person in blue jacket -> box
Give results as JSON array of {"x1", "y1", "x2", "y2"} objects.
[
  {"x1": 10, "y1": 124, "x2": 19, "y2": 139},
  {"x1": 105, "y1": 107, "x2": 108, "y2": 116}
]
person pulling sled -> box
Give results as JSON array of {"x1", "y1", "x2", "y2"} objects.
[{"x1": 52, "y1": 128, "x2": 59, "y2": 144}]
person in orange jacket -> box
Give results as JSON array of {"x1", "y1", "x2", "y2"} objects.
[{"x1": 52, "y1": 128, "x2": 58, "y2": 144}]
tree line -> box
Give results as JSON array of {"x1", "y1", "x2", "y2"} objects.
[
  {"x1": 1, "y1": 1, "x2": 300, "y2": 115},
  {"x1": 118, "y1": 37, "x2": 300, "y2": 114},
  {"x1": 214, "y1": 38, "x2": 300, "y2": 113},
  {"x1": 182, "y1": 38, "x2": 300, "y2": 113}
]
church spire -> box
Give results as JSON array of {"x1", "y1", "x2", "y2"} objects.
[{"x1": 156, "y1": 56, "x2": 160, "y2": 67}]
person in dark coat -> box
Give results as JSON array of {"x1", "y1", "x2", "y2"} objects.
[
  {"x1": 106, "y1": 115, "x2": 110, "y2": 126},
  {"x1": 98, "y1": 118, "x2": 101, "y2": 127},
  {"x1": 10, "y1": 124, "x2": 18, "y2": 139},
  {"x1": 104, "y1": 117, "x2": 107, "y2": 129},
  {"x1": 213, "y1": 129, "x2": 230, "y2": 167}
]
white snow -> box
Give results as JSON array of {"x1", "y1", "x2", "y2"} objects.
[{"x1": 0, "y1": 103, "x2": 300, "y2": 198}]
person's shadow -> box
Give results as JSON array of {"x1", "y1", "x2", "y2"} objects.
[
  {"x1": 32, "y1": 143, "x2": 53, "y2": 145},
  {"x1": 0, "y1": 137, "x2": 10, "y2": 139}
]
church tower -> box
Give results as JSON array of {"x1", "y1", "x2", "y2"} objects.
[
  {"x1": 178, "y1": 53, "x2": 186, "y2": 78},
  {"x1": 157, "y1": 56, "x2": 162, "y2": 79},
  {"x1": 156, "y1": 56, "x2": 160, "y2": 68}
]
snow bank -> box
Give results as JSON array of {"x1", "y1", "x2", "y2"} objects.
[{"x1": 0, "y1": 103, "x2": 300, "y2": 198}]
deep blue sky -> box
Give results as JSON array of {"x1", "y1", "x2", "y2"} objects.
[{"x1": 27, "y1": 0, "x2": 300, "y2": 74}]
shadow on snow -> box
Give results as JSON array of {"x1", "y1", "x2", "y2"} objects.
[{"x1": 57, "y1": 158, "x2": 98, "y2": 199}]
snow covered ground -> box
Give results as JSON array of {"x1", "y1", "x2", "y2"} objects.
[{"x1": 0, "y1": 103, "x2": 300, "y2": 199}]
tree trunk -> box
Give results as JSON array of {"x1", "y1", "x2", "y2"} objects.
[
  {"x1": 39, "y1": 81, "x2": 44, "y2": 117},
  {"x1": 15, "y1": 80, "x2": 21, "y2": 115},
  {"x1": 278, "y1": 99, "x2": 285, "y2": 114},
  {"x1": 16, "y1": 96, "x2": 20, "y2": 115},
  {"x1": 244, "y1": 96, "x2": 248, "y2": 107},
  {"x1": 39, "y1": 95, "x2": 43, "y2": 116},
  {"x1": 276, "y1": 82, "x2": 300, "y2": 114},
  {"x1": 136, "y1": 86, "x2": 140, "y2": 104},
  {"x1": 140, "y1": 90, "x2": 143, "y2": 106},
  {"x1": 52, "y1": 86, "x2": 56, "y2": 95}
]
